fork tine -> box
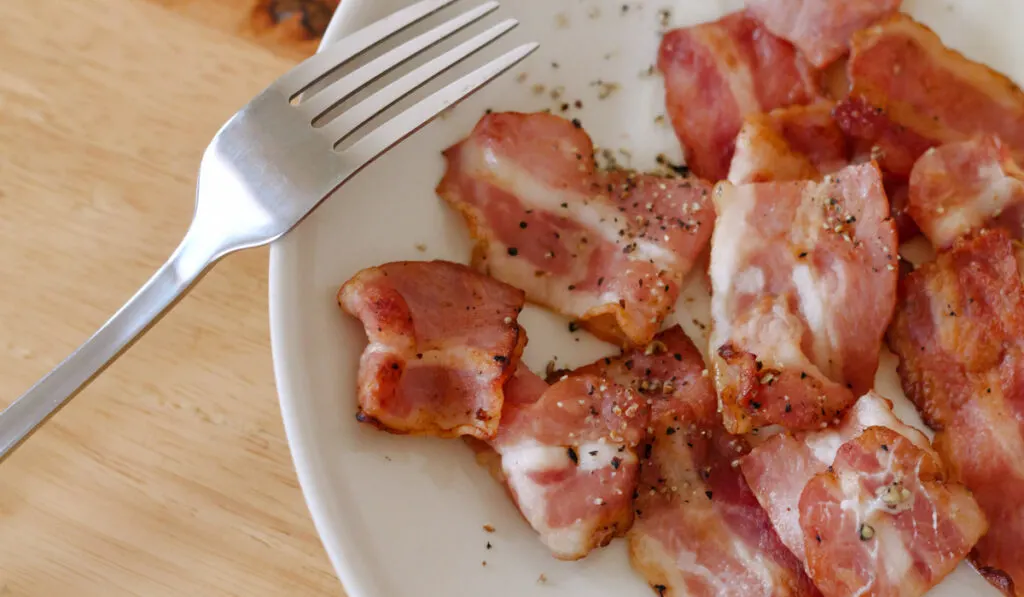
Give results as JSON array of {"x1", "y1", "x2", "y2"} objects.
[
  {"x1": 332, "y1": 41, "x2": 537, "y2": 173},
  {"x1": 302, "y1": 1, "x2": 501, "y2": 121},
  {"x1": 320, "y1": 19, "x2": 520, "y2": 146},
  {"x1": 276, "y1": 0, "x2": 461, "y2": 98}
]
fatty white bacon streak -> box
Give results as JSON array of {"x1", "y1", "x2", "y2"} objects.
[
  {"x1": 908, "y1": 135, "x2": 1024, "y2": 249},
  {"x1": 489, "y1": 369, "x2": 649, "y2": 560},
  {"x1": 437, "y1": 112, "x2": 714, "y2": 348},
  {"x1": 338, "y1": 260, "x2": 525, "y2": 439},
  {"x1": 728, "y1": 101, "x2": 850, "y2": 185},
  {"x1": 709, "y1": 162, "x2": 897, "y2": 434}
]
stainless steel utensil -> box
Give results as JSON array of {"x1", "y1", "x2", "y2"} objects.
[{"x1": 0, "y1": 0, "x2": 537, "y2": 461}]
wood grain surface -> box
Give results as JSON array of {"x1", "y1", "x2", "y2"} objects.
[{"x1": 0, "y1": 0, "x2": 342, "y2": 595}]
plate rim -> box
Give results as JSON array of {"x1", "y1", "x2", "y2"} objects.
[{"x1": 268, "y1": 1, "x2": 378, "y2": 594}]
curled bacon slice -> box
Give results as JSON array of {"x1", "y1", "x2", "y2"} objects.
[
  {"x1": 709, "y1": 162, "x2": 897, "y2": 433},
  {"x1": 834, "y1": 14, "x2": 1024, "y2": 178},
  {"x1": 728, "y1": 101, "x2": 850, "y2": 184},
  {"x1": 887, "y1": 229, "x2": 1024, "y2": 594},
  {"x1": 800, "y1": 427, "x2": 987, "y2": 597},
  {"x1": 438, "y1": 112, "x2": 714, "y2": 347},
  {"x1": 658, "y1": 11, "x2": 819, "y2": 181},
  {"x1": 741, "y1": 392, "x2": 935, "y2": 564},
  {"x1": 338, "y1": 260, "x2": 524, "y2": 439},
  {"x1": 490, "y1": 369, "x2": 648, "y2": 560},
  {"x1": 745, "y1": 0, "x2": 901, "y2": 68},
  {"x1": 622, "y1": 327, "x2": 819, "y2": 597},
  {"x1": 908, "y1": 135, "x2": 1024, "y2": 249}
]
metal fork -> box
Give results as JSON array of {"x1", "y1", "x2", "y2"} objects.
[{"x1": 0, "y1": 0, "x2": 537, "y2": 462}]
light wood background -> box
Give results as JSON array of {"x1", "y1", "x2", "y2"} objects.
[{"x1": 0, "y1": 0, "x2": 344, "y2": 594}]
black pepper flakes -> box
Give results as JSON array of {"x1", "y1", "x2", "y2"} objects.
[
  {"x1": 507, "y1": 247, "x2": 519, "y2": 256},
  {"x1": 611, "y1": 457, "x2": 622, "y2": 470},
  {"x1": 571, "y1": 118, "x2": 582, "y2": 128},
  {"x1": 569, "y1": 321, "x2": 580, "y2": 332},
  {"x1": 493, "y1": 355, "x2": 507, "y2": 363},
  {"x1": 673, "y1": 353, "x2": 683, "y2": 361},
  {"x1": 705, "y1": 490, "x2": 713, "y2": 500},
  {"x1": 519, "y1": 221, "x2": 528, "y2": 229},
  {"x1": 567, "y1": 447, "x2": 579, "y2": 464}
]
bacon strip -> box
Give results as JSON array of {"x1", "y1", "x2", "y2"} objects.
[
  {"x1": 709, "y1": 162, "x2": 898, "y2": 433},
  {"x1": 658, "y1": 11, "x2": 819, "y2": 181},
  {"x1": 835, "y1": 14, "x2": 1024, "y2": 177},
  {"x1": 742, "y1": 393, "x2": 985, "y2": 597},
  {"x1": 745, "y1": 0, "x2": 901, "y2": 68},
  {"x1": 800, "y1": 427, "x2": 987, "y2": 597},
  {"x1": 490, "y1": 367, "x2": 648, "y2": 560},
  {"x1": 438, "y1": 112, "x2": 714, "y2": 347},
  {"x1": 338, "y1": 260, "x2": 524, "y2": 439},
  {"x1": 887, "y1": 229, "x2": 1024, "y2": 594},
  {"x1": 741, "y1": 392, "x2": 935, "y2": 563},
  {"x1": 615, "y1": 327, "x2": 820, "y2": 597},
  {"x1": 908, "y1": 135, "x2": 1024, "y2": 249},
  {"x1": 728, "y1": 101, "x2": 850, "y2": 184}
]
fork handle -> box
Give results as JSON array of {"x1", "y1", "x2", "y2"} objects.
[{"x1": 0, "y1": 231, "x2": 217, "y2": 462}]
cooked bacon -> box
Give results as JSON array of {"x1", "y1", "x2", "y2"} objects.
[
  {"x1": 622, "y1": 327, "x2": 820, "y2": 596},
  {"x1": 728, "y1": 101, "x2": 849, "y2": 184},
  {"x1": 338, "y1": 260, "x2": 524, "y2": 439},
  {"x1": 572, "y1": 326, "x2": 711, "y2": 423},
  {"x1": 745, "y1": 0, "x2": 901, "y2": 68},
  {"x1": 437, "y1": 112, "x2": 714, "y2": 347},
  {"x1": 709, "y1": 162, "x2": 898, "y2": 433},
  {"x1": 887, "y1": 229, "x2": 1024, "y2": 594},
  {"x1": 835, "y1": 14, "x2": 1024, "y2": 178},
  {"x1": 908, "y1": 135, "x2": 1024, "y2": 249},
  {"x1": 800, "y1": 427, "x2": 987, "y2": 597},
  {"x1": 741, "y1": 392, "x2": 935, "y2": 563},
  {"x1": 490, "y1": 369, "x2": 649, "y2": 560},
  {"x1": 658, "y1": 12, "x2": 819, "y2": 181}
]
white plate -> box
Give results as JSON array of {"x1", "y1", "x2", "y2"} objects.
[{"x1": 269, "y1": 1, "x2": 1024, "y2": 595}]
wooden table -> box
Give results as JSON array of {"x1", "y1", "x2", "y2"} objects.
[{"x1": 0, "y1": 0, "x2": 343, "y2": 594}]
